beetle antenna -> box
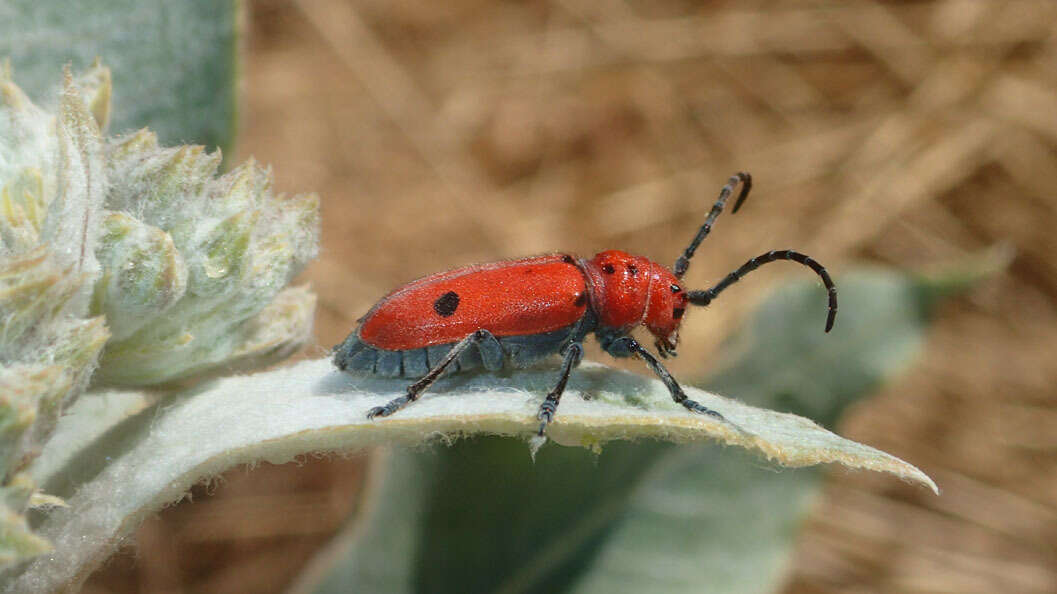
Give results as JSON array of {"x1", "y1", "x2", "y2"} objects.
[
  {"x1": 687, "y1": 249, "x2": 838, "y2": 332},
  {"x1": 673, "y1": 172, "x2": 751, "y2": 279}
]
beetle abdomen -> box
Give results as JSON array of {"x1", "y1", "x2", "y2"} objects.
[{"x1": 333, "y1": 324, "x2": 579, "y2": 379}]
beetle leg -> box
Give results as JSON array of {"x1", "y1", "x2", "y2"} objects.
[
  {"x1": 535, "y1": 342, "x2": 584, "y2": 438},
  {"x1": 611, "y1": 337, "x2": 725, "y2": 421},
  {"x1": 367, "y1": 329, "x2": 496, "y2": 419}
]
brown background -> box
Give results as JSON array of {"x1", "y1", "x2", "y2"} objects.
[{"x1": 87, "y1": 0, "x2": 1057, "y2": 592}]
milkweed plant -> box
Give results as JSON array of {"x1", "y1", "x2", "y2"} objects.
[{"x1": 0, "y1": 63, "x2": 935, "y2": 593}]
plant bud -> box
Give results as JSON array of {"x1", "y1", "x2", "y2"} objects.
[{"x1": 92, "y1": 212, "x2": 188, "y2": 340}]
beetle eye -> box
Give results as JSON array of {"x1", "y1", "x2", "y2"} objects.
[
  {"x1": 670, "y1": 284, "x2": 680, "y2": 293},
  {"x1": 673, "y1": 307, "x2": 685, "y2": 319}
]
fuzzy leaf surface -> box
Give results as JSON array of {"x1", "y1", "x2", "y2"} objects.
[{"x1": 7, "y1": 348, "x2": 932, "y2": 592}]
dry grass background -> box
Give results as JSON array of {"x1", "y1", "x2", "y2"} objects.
[{"x1": 85, "y1": 0, "x2": 1057, "y2": 592}]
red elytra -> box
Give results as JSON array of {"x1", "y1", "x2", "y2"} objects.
[
  {"x1": 358, "y1": 255, "x2": 588, "y2": 351},
  {"x1": 334, "y1": 173, "x2": 838, "y2": 444}
]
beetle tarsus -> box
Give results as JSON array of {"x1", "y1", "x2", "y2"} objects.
[
  {"x1": 534, "y1": 401, "x2": 556, "y2": 439},
  {"x1": 366, "y1": 395, "x2": 409, "y2": 419},
  {"x1": 680, "y1": 398, "x2": 725, "y2": 420},
  {"x1": 537, "y1": 401, "x2": 556, "y2": 423}
]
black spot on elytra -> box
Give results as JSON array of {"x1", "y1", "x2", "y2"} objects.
[
  {"x1": 673, "y1": 307, "x2": 685, "y2": 319},
  {"x1": 574, "y1": 292, "x2": 587, "y2": 307},
  {"x1": 602, "y1": 264, "x2": 615, "y2": 274},
  {"x1": 561, "y1": 255, "x2": 575, "y2": 264},
  {"x1": 670, "y1": 284, "x2": 680, "y2": 293},
  {"x1": 433, "y1": 291, "x2": 460, "y2": 317},
  {"x1": 627, "y1": 264, "x2": 638, "y2": 275}
]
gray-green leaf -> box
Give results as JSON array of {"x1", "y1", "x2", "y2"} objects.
[
  {"x1": 296, "y1": 268, "x2": 961, "y2": 594},
  {"x1": 8, "y1": 345, "x2": 930, "y2": 592}
]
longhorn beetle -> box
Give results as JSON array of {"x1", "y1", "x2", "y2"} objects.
[{"x1": 333, "y1": 173, "x2": 837, "y2": 442}]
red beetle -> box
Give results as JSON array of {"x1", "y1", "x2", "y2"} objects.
[{"x1": 334, "y1": 173, "x2": 837, "y2": 440}]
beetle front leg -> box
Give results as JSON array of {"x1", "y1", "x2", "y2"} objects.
[{"x1": 609, "y1": 337, "x2": 725, "y2": 421}]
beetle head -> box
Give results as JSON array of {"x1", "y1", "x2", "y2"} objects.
[{"x1": 643, "y1": 263, "x2": 688, "y2": 357}]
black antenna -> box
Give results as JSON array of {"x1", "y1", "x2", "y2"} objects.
[
  {"x1": 673, "y1": 172, "x2": 751, "y2": 279},
  {"x1": 688, "y1": 249, "x2": 838, "y2": 332}
]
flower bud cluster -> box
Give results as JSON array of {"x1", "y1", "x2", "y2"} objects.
[
  {"x1": 0, "y1": 61, "x2": 114, "y2": 561},
  {"x1": 0, "y1": 61, "x2": 319, "y2": 565},
  {"x1": 96, "y1": 129, "x2": 319, "y2": 384}
]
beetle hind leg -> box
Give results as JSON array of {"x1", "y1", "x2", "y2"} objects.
[{"x1": 367, "y1": 330, "x2": 497, "y2": 420}]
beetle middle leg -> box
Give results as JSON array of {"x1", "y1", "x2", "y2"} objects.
[
  {"x1": 609, "y1": 337, "x2": 725, "y2": 421},
  {"x1": 367, "y1": 329, "x2": 496, "y2": 419},
  {"x1": 535, "y1": 342, "x2": 584, "y2": 438}
]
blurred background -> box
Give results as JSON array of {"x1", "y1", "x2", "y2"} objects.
[{"x1": 86, "y1": 0, "x2": 1056, "y2": 592}]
